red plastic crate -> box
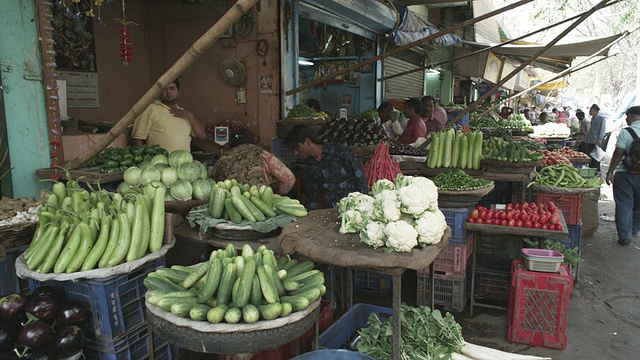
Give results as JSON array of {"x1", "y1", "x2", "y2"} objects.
[
  {"x1": 535, "y1": 193, "x2": 583, "y2": 225},
  {"x1": 417, "y1": 234, "x2": 473, "y2": 277},
  {"x1": 507, "y1": 260, "x2": 573, "y2": 349}
]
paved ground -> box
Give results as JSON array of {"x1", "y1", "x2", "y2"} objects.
[{"x1": 456, "y1": 161, "x2": 640, "y2": 360}]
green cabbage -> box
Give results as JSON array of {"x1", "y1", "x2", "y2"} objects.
[
  {"x1": 123, "y1": 166, "x2": 142, "y2": 187},
  {"x1": 140, "y1": 165, "x2": 162, "y2": 185},
  {"x1": 154, "y1": 163, "x2": 169, "y2": 172},
  {"x1": 117, "y1": 182, "x2": 137, "y2": 196},
  {"x1": 169, "y1": 150, "x2": 193, "y2": 168},
  {"x1": 170, "y1": 179, "x2": 193, "y2": 201},
  {"x1": 151, "y1": 154, "x2": 169, "y2": 166},
  {"x1": 161, "y1": 167, "x2": 179, "y2": 187},
  {"x1": 192, "y1": 160, "x2": 208, "y2": 179},
  {"x1": 192, "y1": 178, "x2": 212, "y2": 201},
  {"x1": 164, "y1": 192, "x2": 177, "y2": 202},
  {"x1": 178, "y1": 162, "x2": 201, "y2": 182}
]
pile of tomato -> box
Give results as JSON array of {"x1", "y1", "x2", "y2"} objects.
[
  {"x1": 467, "y1": 201, "x2": 563, "y2": 231},
  {"x1": 535, "y1": 150, "x2": 571, "y2": 166},
  {"x1": 552, "y1": 147, "x2": 589, "y2": 159}
]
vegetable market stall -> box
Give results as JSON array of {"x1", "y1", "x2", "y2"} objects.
[
  {"x1": 465, "y1": 210, "x2": 568, "y2": 316},
  {"x1": 278, "y1": 208, "x2": 449, "y2": 360}
]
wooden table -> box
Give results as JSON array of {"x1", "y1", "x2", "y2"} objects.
[
  {"x1": 465, "y1": 210, "x2": 568, "y2": 316},
  {"x1": 172, "y1": 222, "x2": 284, "y2": 254},
  {"x1": 36, "y1": 166, "x2": 124, "y2": 184},
  {"x1": 482, "y1": 171, "x2": 535, "y2": 203}
]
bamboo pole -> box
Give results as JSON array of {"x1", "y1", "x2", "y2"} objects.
[
  {"x1": 285, "y1": 0, "x2": 534, "y2": 96},
  {"x1": 65, "y1": 0, "x2": 259, "y2": 170},
  {"x1": 445, "y1": 0, "x2": 614, "y2": 128},
  {"x1": 379, "y1": 0, "x2": 620, "y2": 82}
]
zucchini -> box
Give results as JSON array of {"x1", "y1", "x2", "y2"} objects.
[
  {"x1": 198, "y1": 257, "x2": 222, "y2": 304},
  {"x1": 258, "y1": 302, "x2": 283, "y2": 320},
  {"x1": 451, "y1": 132, "x2": 462, "y2": 168},
  {"x1": 473, "y1": 131, "x2": 483, "y2": 170},
  {"x1": 224, "y1": 307, "x2": 242, "y2": 324},
  {"x1": 442, "y1": 128, "x2": 454, "y2": 168},
  {"x1": 216, "y1": 263, "x2": 237, "y2": 306},
  {"x1": 242, "y1": 304, "x2": 260, "y2": 324},
  {"x1": 207, "y1": 304, "x2": 229, "y2": 323},
  {"x1": 189, "y1": 304, "x2": 212, "y2": 321},
  {"x1": 466, "y1": 131, "x2": 476, "y2": 170},
  {"x1": 171, "y1": 302, "x2": 197, "y2": 318},
  {"x1": 279, "y1": 295, "x2": 310, "y2": 312},
  {"x1": 459, "y1": 135, "x2": 469, "y2": 169}
]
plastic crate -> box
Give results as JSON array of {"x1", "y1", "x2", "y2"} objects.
[
  {"x1": 473, "y1": 256, "x2": 512, "y2": 302},
  {"x1": 507, "y1": 260, "x2": 573, "y2": 349},
  {"x1": 83, "y1": 323, "x2": 175, "y2": 360},
  {"x1": 1, "y1": 245, "x2": 30, "y2": 296},
  {"x1": 578, "y1": 167, "x2": 596, "y2": 178},
  {"x1": 319, "y1": 303, "x2": 392, "y2": 349},
  {"x1": 521, "y1": 249, "x2": 564, "y2": 273},
  {"x1": 28, "y1": 258, "x2": 165, "y2": 340},
  {"x1": 479, "y1": 181, "x2": 510, "y2": 207},
  {"x1": 353, "y1": 269, "x2": 393, "y2": 296},
  {"x1": 416, "y1": 272, "x2": 469, "y2": 312},
  {"x1": 476, "y1": 234, "x2": 522, "y2": 260},
  {"x1": 535, "y1": 193, "x2": 583, "y2": 225},
  {"x1": 417, "y1": 234, "x2": 473, "y2": 277},
  {"x1": 440, "y1": 207, "x2": 473, "y2": 245}
]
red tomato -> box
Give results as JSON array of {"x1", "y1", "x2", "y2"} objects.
[
  {"x1": 479, "y1": 210, "x2": 487, "y2": 219},
  {"x1": 476, "y1": 205, "x2": 486, "y2": 211},
  {"x1": 468, "y1": 218, "x2": 475, "y2": 223},
  {"x1": 516, "y1": 220, "x2": 524, "y2": 227},
  {"x1": 524, "y1": 220, "x2": 532, "y2": 228},
  {"x1": 547, "y1": 201, "x2": 556, "y2": 208},
  {"x1": 533, "y1": 222, "x2": 542, "y2": 229},
  {"x1": 476, "y1": 218, "x2": 483, "y2": 224},
  {"x1": 549, "y1": 214, "x2": 560, "y2": 225},
  {"x1": 548, "y1": 205, "x2": 558, "y2": 213},
  {"x1": 539, "y1": 215, "x2": 548, "y2": 224},
  {"x1": 514, "y1": 203, "x2": 521, "y2": 210},
  {"x1": 501, "y1": 219, "x2": 507, "y2": 226},
  {"x1": 506, "y1": 211, "x2": 514, "y2": 220},
  {"x1": 522, "y1": 202, "x2": 529, "y2": 209},
  {"x1": 542, "y1": 224, "x2": 549, "y2": 230},
  {"x1": 487, "y1": 210, "x2": 495, "y2": 220},
  {"x1": 470, "y1": 209, "x2": 479, "y2": 219},
  {"x1": 555, "y1": 223, "x2": 563, "y2": 231},
  {"x1": 506, "y1": 203, "x2": 513, "y2": 211},
  {"x1": 508, "y1": 219, "x2": 516, "y2": 227},
  {"x1": 485, "y1": 219, "x2": 493, "y2": 225}
]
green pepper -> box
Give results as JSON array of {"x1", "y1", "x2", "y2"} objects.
[
  {"x1": 107, "y1": 167, "x2": 121, "y2": 173},
  {"x1": 133, "y1": 155, "x2": 144, "y2": 164},
  {"x1": 122, "y1": 153, "x2": 134, "y2": 161},
  {"x1": 145, "y1": 146, "x2": 157, "y2": 155},
  {"x1": 120, "y1": 160, "x2": 134, "y2": 167},
  {"x1": 130, "y1": 146, "x2": 144, "y2": 156},
  {"x1": 158, "y1": 149, "x2": 169, "y2": 157},
  {"x1": 86, "y1": 159, "x2": 98, "y2": 167},
  {"x1": 100, "y1": 166, "x2": 109, "y2": 173},
  {"x1": 104, "y1": 160, "x2": 119, "y2": 168}
]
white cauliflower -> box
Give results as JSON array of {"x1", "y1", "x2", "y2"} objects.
[
  {"x1": 339, "y1": 209, "x2": 367, "y2": 234},
  {"x1": 359, "y1": 220, "x2": 387, "y2": 248},
  {"x1": 414, "y1": 208, "x2": 447, "y2": 245},
  {"x1": 371, "y1": 179, "x2": 395, "y2": 196},
  {"x1": 395, "y1": 175, "x2": 438, "y2": 217},
  {"x1": 339, "y1": 192, "x2": 375, "y2": 218},
  {"x1": 384, "y1": 220, "x2": 418, "y2": 252},
  {"x1": 370, "y1": 190, "x2": 401, "y2": 222}
]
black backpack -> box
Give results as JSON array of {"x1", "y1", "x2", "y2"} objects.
[{"x1": 623, "y1": 127, "x2": 640, "y2": 174}]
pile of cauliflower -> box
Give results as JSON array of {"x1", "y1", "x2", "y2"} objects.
[{"x1": 338, "y1": 174, "x2": 447, "y2": 252}]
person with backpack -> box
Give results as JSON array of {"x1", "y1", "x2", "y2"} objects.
[{"x1": 605, "y1": 106, "x2": 640, "y2": 245}]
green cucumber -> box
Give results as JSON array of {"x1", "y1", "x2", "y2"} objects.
[
  {"x1": 242, "y1": 304, "x2": 260, "y2": 324},
  {"x1": 189, "y1": 304, "x2": 212, "y2": 321},
  {"x1": 207, "y1": 304, "x2": 229, "y2": 323}
]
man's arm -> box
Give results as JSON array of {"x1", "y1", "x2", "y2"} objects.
[
  {"x1": 131, "y1": 139, "x2": 145, "y2": 146},
  {"x1": 606, "y1": 147, "x2": 625, "y2": 185}
]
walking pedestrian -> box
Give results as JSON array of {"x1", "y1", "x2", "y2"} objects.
[{"x1": 585, "y1": 104, "x2": 606, "y2": 172}]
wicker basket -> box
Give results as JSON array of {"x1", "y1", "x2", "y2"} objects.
[{"x1": 0, "y1": 222, "x2": 37, "y2": 247}]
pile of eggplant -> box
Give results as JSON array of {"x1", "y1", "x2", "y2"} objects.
[{"x1": 0, "y1": 287, "x2": 87, "y2": 360}]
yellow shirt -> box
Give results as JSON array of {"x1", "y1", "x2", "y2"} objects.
[{"x1": 132, "y1": 100, "x2": 192, "y2": 154}]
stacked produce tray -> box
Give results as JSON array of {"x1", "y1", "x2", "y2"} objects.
[
  {"x1": 440, "y1": 207, "x2": 473, "y2": 245},
  {"x1": 416, "y1": 268, "x2": 469, "y2": 312},
  {"x1": 417, "y1": 234, "x2": 473, "y2": 277},
  {"x1": 83, "y1": 322, "x2": 175, "y2": 360},
  {"x1": 319, "y1": 303, "x2": 392, "y2": 349},
  {"x1": 353, "y1": 269, "x2": 393, "y2": 296},
  {"x1": 473, "y1": 234, "x2": 520, "y2": 304},
  {"x1": 507, "y1": 260, "x2": 573, "y2": 349}
]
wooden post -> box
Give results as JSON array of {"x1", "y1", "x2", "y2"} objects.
[
  {"x1": 285, "y1": 0, "x2": 535, "y2": 96},
  {"x1": 64, "y1": 0, "x2": 259, "y2": 170}
]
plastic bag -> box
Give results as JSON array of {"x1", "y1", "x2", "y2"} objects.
[{"x1": 590, "y1": 145, "x2": 605, "y2": 161}]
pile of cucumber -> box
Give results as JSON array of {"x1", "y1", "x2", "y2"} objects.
[
  {"x1": 427, "y1": 128, "x2": 483, "y2": 170},
  {"x1": 209, "y1": 180, "x2": 308, "y2": 222},
  {"x1": 145, "y1": 244, "x2": 325, "y2": 324},
  {"x1": 23, "y1": 177, "x2": 165, "y2": 274}
]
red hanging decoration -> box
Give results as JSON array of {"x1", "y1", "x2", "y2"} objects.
[{"x1": 119, "y1": 27, "x2": 133, "y2": 64}]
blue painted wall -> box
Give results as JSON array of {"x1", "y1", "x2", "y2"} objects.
[{"x1": 0, "y1": 1, "x2": 50, "y2": 198}]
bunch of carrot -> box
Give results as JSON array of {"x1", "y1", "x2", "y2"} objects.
[{"x1": 363, "y1": 142, "x2": 402, "y2": 189}]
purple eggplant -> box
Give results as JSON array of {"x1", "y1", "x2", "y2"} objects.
[
  {"x1": 25, "y1": 346, "x2": 57, "y2": 360},
  {"x1": 0, "y1": 323, "x2": 19, "y2": 351},
  {"x1": 0, "y1": 351, "x2": 20, "y2": 360},
  {"x1": 0, "y1": 294, "x2": 28, "y2": 322},
  {"x1": 29, "y1": 287, "x2": 66, "y2": 305},
  {"x1": 26, "y1": 295, "x2": 58, "y2": 321},
  {"x1": 53, "y1": 326, "x2": 84, "y2": 357},
  {"x1": 55, "y1": 301, "x2": 88, "y2": 327},
  {"x1": 18, "y1": 321, "x2": 54, "y2": 349}
]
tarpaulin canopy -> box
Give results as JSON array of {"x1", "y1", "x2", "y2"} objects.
[
  {"x1": 534, "y1": 80, "x2": 569, "y2": 91},
  {"x1": 462, "y1": 33, "x2": 623, "y2": 72}
]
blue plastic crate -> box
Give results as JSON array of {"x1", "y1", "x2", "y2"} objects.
[
  {"x1": 447, "y1": 110, "x2": 470, "y2": 126},
  {"x1": 0, "y1": 245, "x2": 30, "y2": 296},
  {"x1": 28, "y1": 258, "x2": 165, "y2": 340},
  {"x1": 319, "y1": 303, "x2": 392, "y2": 349},
  {"x1": 548, "y1": 223, "x2": 582, "y2": 252},
  {"x1": 353, "y1": 269, "x2": 393, "y2": 296},
  {"x1": 83, "y1": 323, "x2": 176, "y2": 360},
  {"x1": 440, "y1": 207, "x2": 472, "y2": 245},
  {"x1": 416, "y1": 272, "x2": 469, "y2": 312}
]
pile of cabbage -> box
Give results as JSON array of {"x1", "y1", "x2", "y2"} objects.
[
  {"x1": 338, "y1": 174, "x2": 447, "y2": 252},
  {"x1": 119, "y1": 150, "x2": 214, "y2": 201}
]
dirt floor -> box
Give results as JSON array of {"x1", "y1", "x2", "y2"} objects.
[{"x1": 456, "y1": 184, "x2": 640, "y2": 360}]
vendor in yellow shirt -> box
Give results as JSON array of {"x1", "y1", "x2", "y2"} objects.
[{"x1": 131, "y1": 79, "x2": 207, "y2": 153}]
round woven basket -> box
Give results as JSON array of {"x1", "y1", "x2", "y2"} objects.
[{"x1": 437, "y1": 184, "x2": 495, "y2": 208}]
